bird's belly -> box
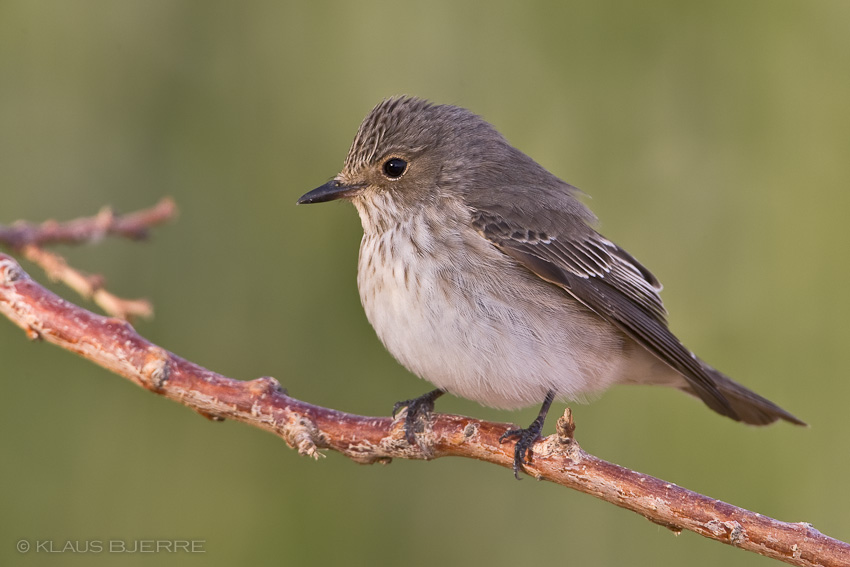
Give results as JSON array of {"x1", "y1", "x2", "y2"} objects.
[{"x1": 357, "y1": 233, "x2": 627, "y2": 409}]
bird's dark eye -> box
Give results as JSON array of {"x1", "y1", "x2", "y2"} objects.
[{"x1": 382, "y1": 158, "x2": 407, "y2": 179}]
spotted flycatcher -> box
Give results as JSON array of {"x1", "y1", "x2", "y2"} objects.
[{"x1": 298, "y1": 96, "x2": 804, "y2": 477}]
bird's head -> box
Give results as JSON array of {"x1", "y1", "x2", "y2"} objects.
[
  {"x1": 298, "y1": 96, "x2": 587, "y2": 234},
  {"x1": 298, "y1": 96, "x2": 503, "y2": 212}
]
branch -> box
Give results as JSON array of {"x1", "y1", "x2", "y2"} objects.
[
  {"x1": 0, "y1": 198, "x2": 177, "y2": 320},
  {"x1": 0, "y1": 198, "x2": 177, "y2": 248},
  {"x1": 0, "y1": 253, "x2": 847, "y2": 566}
]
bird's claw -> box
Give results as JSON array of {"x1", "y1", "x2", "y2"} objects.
[
  {"x1": 392, "y1": 389, "x2": 444, "y2": 445},
  {"x1": 500, "y1": 422, "x2": 544, "y2": 480}
]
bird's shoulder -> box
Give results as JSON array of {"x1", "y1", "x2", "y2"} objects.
[{"x1": 467, "y1": 201, "x2": 667, "y2": 325}]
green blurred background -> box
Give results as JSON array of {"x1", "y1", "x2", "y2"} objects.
[{"x1": 2, "y1": 1, "x2": 849, "y2": 565}]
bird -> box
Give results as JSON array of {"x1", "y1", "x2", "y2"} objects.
[{"x1": 297, "y1": 95, "x2": 805, "y2": 478}]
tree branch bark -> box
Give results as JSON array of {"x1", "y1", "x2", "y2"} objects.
[{"x1": 1, "y1": 205, "x2": 847, "y2": 567}]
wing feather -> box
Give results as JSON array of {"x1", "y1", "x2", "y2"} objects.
[{"x1": 470, "y1": 208, "x2": 737, "y2": 419}]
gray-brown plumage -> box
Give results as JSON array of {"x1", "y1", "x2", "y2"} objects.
[{"x1": 298, "y1": 96, "x2": 804, "y2": 475}]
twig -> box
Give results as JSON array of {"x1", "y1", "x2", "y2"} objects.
[
  {"x1": 0, "y1": 197, "x2": 176, "y2": 248},
  {"x1": 0, "y1": 252, "x2": 847, "y2": 567},
  {"x1": 19, "y1": 244, "x2": 153, "y2": 320},
  {"x1": 0, "y1": 198, "x2": 177, "y2": 319}
]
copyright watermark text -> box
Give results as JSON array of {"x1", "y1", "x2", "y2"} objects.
[{"x1": 16, "y1": 539, "x2": 206, "y2": 554}]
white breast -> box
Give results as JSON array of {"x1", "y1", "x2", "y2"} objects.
[{"x1": 355, "y1": 203, "x2": 630, "y2": 410}]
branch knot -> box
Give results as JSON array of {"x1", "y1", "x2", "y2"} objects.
[
  {"x1": 282, "y1": 412, "x2": 324, "y2": 460},
  {"x1": 0, "y1": 256, "x2": 26, "y2": 285}
]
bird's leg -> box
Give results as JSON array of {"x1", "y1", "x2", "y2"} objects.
[
  {"x1": 392, "y1": 389, "x2": 445, "y2": 445},
  {"x1": 499, "y1": 390, "x2": 555, "y2": 479}
]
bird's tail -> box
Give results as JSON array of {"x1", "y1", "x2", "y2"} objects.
[{"x1": 680, "y1": 367, "x2": 806, "y2": 426}]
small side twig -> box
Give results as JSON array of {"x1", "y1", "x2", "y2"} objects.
[
  {"x1": 19, "y1": 244, "x2": 153, "y2": 320},
  {"x1": 1, "y1": 252, "x2": 848, "y2": 567},
  {"x1": 0, "y1": 198, "x2": 177, "y2": 319}
]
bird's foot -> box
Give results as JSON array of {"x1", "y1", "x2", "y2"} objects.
[
  {"x1": 499, "y1": 421, "x2": 545, "y2": 480},
  {"x1": 499, "y1": 390, "x2": 555, "y2": 479},
  {"x1": 392, "y1": 389, "x2": 444, "y2": 445}
]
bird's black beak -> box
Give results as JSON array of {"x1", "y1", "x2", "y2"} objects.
[{"x1": 297, "y1": 180, "x2": 364, "y2": 204}]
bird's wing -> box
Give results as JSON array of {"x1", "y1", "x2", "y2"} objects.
[{"x1": 470, "y1": 207, "x2": 736, "y2": 419}]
